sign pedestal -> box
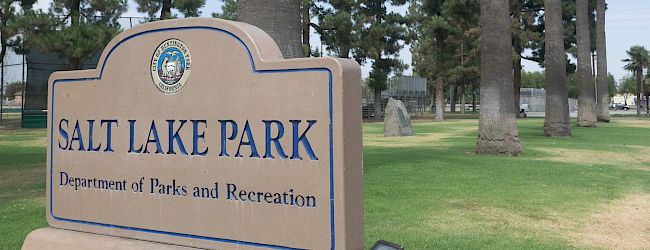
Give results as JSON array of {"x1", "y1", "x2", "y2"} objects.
[{"x1": 23, "y1": 228, "x2": 194, "y2": 250}]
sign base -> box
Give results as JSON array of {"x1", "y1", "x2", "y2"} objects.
[{"x1": 22, "y1": 228, "x2": 195, "y2": 250}]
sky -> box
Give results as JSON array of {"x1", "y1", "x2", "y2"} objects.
[{"x1": 5, "y1": 0, "x2": 650, "y2": 83}]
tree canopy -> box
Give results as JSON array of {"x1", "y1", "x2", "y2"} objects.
[
  {"x1": 20, "y1": 0, "x2": 128, "y2": 69},
  {"x1": 0, "y1": 0, "x2": 35, "y2": 64},
  {"x1": 135, "y1": 0, "x2": 205, "y2": 20},
  {"x1": 212, "y1": 0, "x2": 237, "y2": 20}
]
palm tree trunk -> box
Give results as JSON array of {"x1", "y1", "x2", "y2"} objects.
[
  {"x1": 576, "y1": 0, "x2": 598, "y2": 127},
  {"x1": 636, "y1": 69, "x2": 643, "y2": 117},
  {"x1": 301, "y1": 0, "x2": 310, "y2": 56},
  {"x1": 596, "y1": 0, "x2": 610, "y2": 122},
  {"x1": 237, "y1": 0, "x2": 305, "y2": 59},
  {"x1": 543, "y1": 0, "x2": 571, "y2": 137},
  {"x1": 475, "y1": 0, "x2": 523, "y2": 155}
]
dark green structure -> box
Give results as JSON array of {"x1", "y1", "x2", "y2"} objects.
[{"x1": 22, "y1": 49, "x2": 99, "y2": 128}]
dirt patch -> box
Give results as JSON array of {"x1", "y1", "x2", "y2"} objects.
[
  {"x1": 364, "y1": 124, "x2": 476, "y2": 148},
  {"x1": 0, "y1": 138, "x2": 47, "y2": 148},
  {"x1": 572, "y1": 194, "x2": 650, "y2": 250},
  {"x1": 0, "y1": 165, "x2": 45, "y2": 200},
  {"x1": 423, "y1": 199, "x2": 576, "y2": 242},
  {"x1": 615, "y1": 119, "x2": 650, "y2": 129},
  {"x1": 537, "y1": 147, "x2": 650, "y2": 171}
]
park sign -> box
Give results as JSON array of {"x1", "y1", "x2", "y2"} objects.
[{"x1": 37, "y1": 18, "x2": 363, "y2": 249}]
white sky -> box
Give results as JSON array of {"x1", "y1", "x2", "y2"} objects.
[{"x1": 9, "y1": 0, "x2": 650, "y2": 83}]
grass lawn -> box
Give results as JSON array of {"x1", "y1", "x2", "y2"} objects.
[
  {"x1": 0, "y1": 123, "x2": 46, "y2": 249},
  {"x1": 1, "y1": 116, "x2": 649, "y2": 249}
]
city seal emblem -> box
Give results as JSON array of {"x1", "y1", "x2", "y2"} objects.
[{"x1": 151, "y1": 38, "x2": 192, "y2": 94}]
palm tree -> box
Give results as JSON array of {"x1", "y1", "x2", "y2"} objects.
[
  {"x1": 596, "y1": 0, "x2": 610, "y2": 122},
  {"x1": 475, "y1": 0, "x2": 523, "y2": 155},
  {"x1": 575, "y1": 0, "x2": 597, "y2": 127},
  {"x1": 543, "y1": 0, "x2": 571, "y2": 137},
  {"x1": 623, "y1": 45, "x2": 649, "y2": 117},
  {"x1": 237, "y1": 0, "x2": 304, "y2": 58}
]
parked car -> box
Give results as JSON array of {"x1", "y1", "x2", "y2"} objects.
[{"x1": 609, "y1": 103, "x2": 630, "y2": 111}]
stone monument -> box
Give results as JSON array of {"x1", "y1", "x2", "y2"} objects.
[
  {"x1": 22, "y1": 18, "x2": 363, "y2": 250},
  {"x1": 383, "y1": 98, "x2": 413, "y2": 137}
]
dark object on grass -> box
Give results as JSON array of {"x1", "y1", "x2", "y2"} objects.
[
  {"x1": 519, "y1": 109, "x2": 528, "y2": 118},
  {"x1": 371, "y1": 240, "x2": 404, "y2": 250}
]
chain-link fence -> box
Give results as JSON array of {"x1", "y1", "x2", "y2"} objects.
[
  {"x1": 362, "y1": 75, "x2": 429, "y2": 119},
  {"x1": 0, "y1": 16, "x2": 150, "y2": 128},
  {"x1": 0, "y1": 47, "x2": 27, "y2": 127}
]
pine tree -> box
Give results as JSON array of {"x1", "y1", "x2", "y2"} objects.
[
  {"x1": 316, "y1": 0, "x2": 358, "y2": 58},
  {"x1": 524, "y1": 0, "x2": 597, "y2": 76},
  {"x1": 409, "y1": 0, "x2": 479, "y2": 120},
  {"x1": 21, "y1": 0, "x2": 127, "y2": 70},
  {"x1": 355, "y1": 0, "x2": 407, "y2": 120},
  {"x1": 511, "y1": 0, "x2": 543, "y2": 117},
  {"x1": 212, "y1": 0, "x2": 237, "y2": 20},
  {"x1": 300, "y1": 0, "x2": 317, "y2": 56},
  {"x1": 135, "y1": 0, "x2": 205, "y2": 20},
  {"x1": 0, "y1": 0, "x2": 35, "y2": 65},
  {"x1": 444, "y1": 0, "x2": 479, "y2": 115}
]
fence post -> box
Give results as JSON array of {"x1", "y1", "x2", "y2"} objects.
[
  {"x1": 22, "y1": 53, "x2": 26, "y2": 127},
  {"x1": 1, "y1": 60, "x2": 4, "y2": 126}
]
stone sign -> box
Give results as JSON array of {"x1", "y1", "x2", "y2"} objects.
[
  {"x1": 25, "y1": 18, "x2": 363, "y2": 250},
  {"x1": 384, "y1": 98, "x2": 413, "y2": 137}
]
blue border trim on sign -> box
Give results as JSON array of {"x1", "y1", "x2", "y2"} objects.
[{"x1": 49, "y1": 26, "x2": 335, "y2": 250}]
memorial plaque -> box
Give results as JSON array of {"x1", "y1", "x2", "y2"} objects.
[
  {"x1": 383, "y1": 98, "x2": 412, "y2": 137},
  {"x1": 44, "y1": 18, "x2": 363, "y2": 249}
]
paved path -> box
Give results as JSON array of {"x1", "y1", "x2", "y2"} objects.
[{"x1": 527, "y1": 109, "x2": 641, "y2": 118}]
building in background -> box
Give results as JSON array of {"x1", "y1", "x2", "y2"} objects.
[{"x1": 519, "y1": 88, "x2": 578, "y2": 112}]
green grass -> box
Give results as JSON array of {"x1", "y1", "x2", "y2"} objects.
[
  {"x1": 363, "y1": 118, "x2": 650, "y2": 249},
  {"x1": 0, "y1": 127, "x2": 47, "y2": 250},
  {"x1": 1, "y1": 117, "x2": 650, "y2": 249}
]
